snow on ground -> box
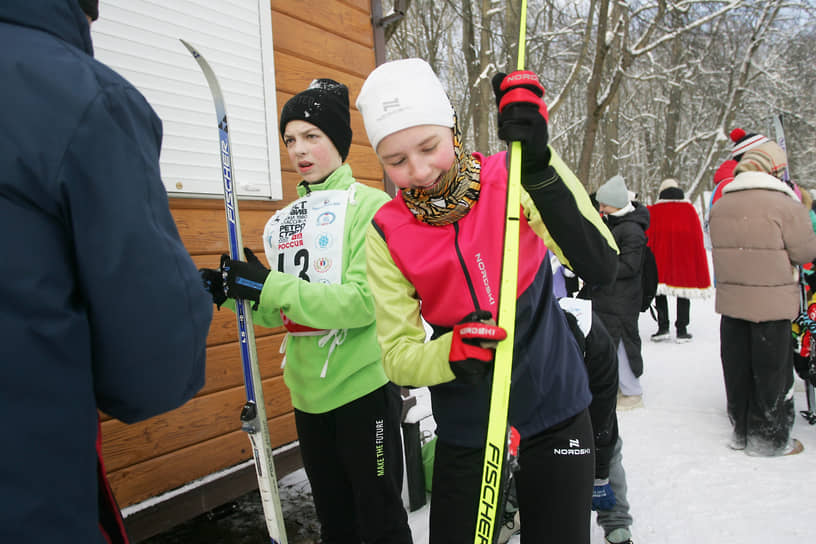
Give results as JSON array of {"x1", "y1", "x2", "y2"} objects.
[
  {"x1": 398, "y1": 294, "x2": 816, "y2": 543},
  {"x1": 193, "y1": 294, "x2": 815, "y2": 544},
  {"x1": 602, "y1": 299, "x2": 815, "y2": 543}
]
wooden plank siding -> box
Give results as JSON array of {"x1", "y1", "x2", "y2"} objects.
[{"x1": 106, "y1": 0, "x2": 383, "y2": 511}]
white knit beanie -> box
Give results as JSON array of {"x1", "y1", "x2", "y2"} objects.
[
  {"x1": 658, "y1": 178, "x2": 679, "y2": 193},
  {"x1": 355, "y1": 58, "x2": 455, "y2": 152},
  {"x1": 596, "y1": 175, "x2": 629, "y2": 209}
]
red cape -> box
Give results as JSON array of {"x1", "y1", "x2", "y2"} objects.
[{"x1": 646, "y1": 200, "x2": 711, "y2": 293}]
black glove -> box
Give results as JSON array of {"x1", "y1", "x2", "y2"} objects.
[
  {"x1": 491, "y1": 70, "x2": 551, "y2": 175},
  {"x1": 243, "y1": 247, "x2": 266, "y2": 270},
  {"x1": 220, "y1": 248, "x2": 270, "y2": 309},
  {"x1": 449, "y1": 310, "x2": 507, "y2": 384},
  {"x1": 199, "y1": 267, "x2": 227, "y2": 309}
]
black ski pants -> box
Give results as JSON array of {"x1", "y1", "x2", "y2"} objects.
[
  {"x1": 719, "y1": 316, "x2": 796, "y2": 455},
  {"x1": 428, "y1": 409, "x2": 594, "y2": 543},
  {"x1": 584, "y1": 312, "x2": 620, "y2": 480},
  {"x1": 655, "y1": 295, "x2": 690, "y2": 332},
  {"x1": 294, "y1": 383, "x2": 412, "y2": 544}
]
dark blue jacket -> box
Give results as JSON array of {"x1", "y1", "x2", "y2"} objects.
[{"x1": 0, "y1": 1, "x2": 213, "y2": 541}]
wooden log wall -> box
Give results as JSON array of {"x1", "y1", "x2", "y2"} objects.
[{"x1": 103, "y1": 0, "x2": 383, "y2": 509}]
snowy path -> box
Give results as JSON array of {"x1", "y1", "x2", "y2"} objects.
[
  {"x1": 400, "y1": 295, "x2": 816, "y2": 543},
  {"x1": 613, "y1": 298, "x2": 816, "y2": 543}
]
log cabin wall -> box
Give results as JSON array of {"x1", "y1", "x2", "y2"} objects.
[{"x1": 105, "y1": 0, "x2": 384, "y2": 533}]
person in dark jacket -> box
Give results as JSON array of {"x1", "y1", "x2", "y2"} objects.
[
  {"x1": 498, "y1": 298, "x2": 635, "y2": 544},
  {"x1": 590, "y1": 175, "x2": 650, "y2": 410},
  {"x1": 0, "y1": 1, "x2": 213, "y2": 542}
]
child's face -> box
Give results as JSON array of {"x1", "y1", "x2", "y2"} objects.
[
  {"x1": 376, "y1": 125, "x2": 456, "y2": 190},
  {"x1": 283, "y1": 120, "x2": 343, "y2": 183},
  {"x1": 598, "y1": 203, "x2": 620, "y2": 215}
]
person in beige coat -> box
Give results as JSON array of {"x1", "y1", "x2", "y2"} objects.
[{"x1": 709, "y1": 141, "x2": 816, "y2": 456}]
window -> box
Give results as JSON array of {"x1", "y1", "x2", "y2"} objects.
[{"x1": 92, "y1": 0, "x2": 282, "y2": 199}]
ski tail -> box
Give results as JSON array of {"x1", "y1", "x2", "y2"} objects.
[{"x1": 181, "y1": 39, "x2": 287, "y2": 544}]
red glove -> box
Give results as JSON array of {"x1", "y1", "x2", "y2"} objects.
[
  {"x1": 493, "y1": 70, "x2": 549, "y2": 122},
  {"x1": 449, "y1": 310, "x2": 508, "y2": 383},
  {"x1": 491, "y1": 71, "x2": 551, "y2": 174}
]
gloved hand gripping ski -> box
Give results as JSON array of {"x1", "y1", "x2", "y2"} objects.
[
  {"x1": 491, "y1": 70, "x2": 551, "y2": 182},
  {"x1": 199, "y1": 248, "x2": 270, "y2": 310},
  {"x1": 220, "y1": 248, "x2": 270, "y2": 309},
  {"x1": 449, "y1": 310, "x2": 508, "y2": 383},
  {"x1": 200, "y1": 268, "x2": 227, "y2": 309}
]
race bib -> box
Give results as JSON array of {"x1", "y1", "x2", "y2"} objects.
[{"x1": 263, "y1": 189, "x2": 351, "y2": 333}]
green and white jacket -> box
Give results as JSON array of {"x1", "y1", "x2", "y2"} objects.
[{"x1": 239, "y1": 164, "x2": 391, "y2": 414}]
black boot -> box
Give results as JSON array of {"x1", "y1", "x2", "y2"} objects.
[{"x1": 676, "y1": 327, "x2": 692, "y2": 342}]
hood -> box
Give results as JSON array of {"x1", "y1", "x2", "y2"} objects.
[
  {"x1": 0, "y1": 0, "x2": 93, "y2": 56},
  {"x1": 607, "y1": 200, "x2": 650, "y2": 231},
  {"x1": 724, "y1": 171, "x2": 799, "y2": 202}
]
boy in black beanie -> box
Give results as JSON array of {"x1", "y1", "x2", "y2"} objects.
[
  {"x1": 200, "y1": 79, "x2": 413, "y2": 543},
  {"x1": 279, "y1": 78, "x2": 352, "y2": 165}
]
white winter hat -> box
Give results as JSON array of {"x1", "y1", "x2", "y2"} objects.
[
  {"x1": 355, "y1": 58, "x2": 455, "y2": 152},
  {"x1": 658, "y1": 178, "x2": 679, "y2": 193},
  {"x1": 596, "y1": 175, "x2": 629, "y2": 209}
]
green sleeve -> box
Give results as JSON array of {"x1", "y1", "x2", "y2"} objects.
[
  {"x1": 255, "y1": 188, "x2": 389, "y2": 330},
  {"x1": 221, "y1": 298, "x2": 283, "y2": 328},
  {"x1": 365, "y1": 223, "x2": 456, "y2": 387}
]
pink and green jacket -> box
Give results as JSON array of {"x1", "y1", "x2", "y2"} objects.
[{"x1": 367, "y1": 149, "x2": 618, "y2": 447}]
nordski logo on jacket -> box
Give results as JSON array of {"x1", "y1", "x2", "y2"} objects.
[
  {"x1": 554, "y1": 438, "x2": 591, "y2": 456},
  {"x1": 475, "y1": 253, "x2": 496, "y2": 306}
]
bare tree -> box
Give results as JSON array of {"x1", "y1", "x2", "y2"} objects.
[{"x1": 383, "y1": 0, "x2": 816, "y2": 200}]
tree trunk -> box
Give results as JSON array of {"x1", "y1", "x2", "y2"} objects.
[{"x1": 475, "y1": 0, "x2": 494, "y2": 152}]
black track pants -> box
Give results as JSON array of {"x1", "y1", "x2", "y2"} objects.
[
  {"x1": 719, "y1": 316, "x2": 795, "y2": 455},
  {"x1": 429, "y1": 409, "x2": 594, "y2": 543},
  {"x1": 295, "y1": 383, "x2": 413, "y2": 544},
  {"x1": 655, "y1": 295, "x2": 690, "y2": 331}
]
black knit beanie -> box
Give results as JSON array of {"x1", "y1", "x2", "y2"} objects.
[
  {"x1": 279, "y1": 79, "x2": 352, "y2": 161},
  {"x1": 79, "y1": 0, "x2": 99, "y2": 21}
]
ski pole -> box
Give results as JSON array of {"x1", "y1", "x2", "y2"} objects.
[
  {"x1": 475, "y1": 1, "x2": 528, "y2": 543},
  {"x1": 180, "y1": 39, "x2": 288, "y2": 544}
]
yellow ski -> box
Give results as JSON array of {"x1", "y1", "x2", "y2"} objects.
[{"x1": 474, "y1": 2, "x2": 528, "y2": 543}]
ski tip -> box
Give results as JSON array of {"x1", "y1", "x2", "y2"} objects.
[{"x1": 178, "y1": 38, "x2": 199, "y2": 58}]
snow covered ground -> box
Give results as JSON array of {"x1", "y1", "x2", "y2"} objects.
[
  {"x1": 393, "y1": 294, "x2": 816, "y2": 543},
  {"x1": 153, "y1": 293, "x2": 815, "y2": 543}
]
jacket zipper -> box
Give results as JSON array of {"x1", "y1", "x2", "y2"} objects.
[{"x1": 454, "y1": 222, "x2": 481, "y2": 312}]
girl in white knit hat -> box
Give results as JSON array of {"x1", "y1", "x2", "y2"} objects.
[{"x1": 357, "y1": 58, "x2": 620, "y2": 543}]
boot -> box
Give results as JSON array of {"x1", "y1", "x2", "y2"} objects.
[
  {"x1": 784, "y1": 438, "x2": 804, "y2": 456},
  {"x1": 675, "y1": 327, "x2": 692, "y2": 343},
  {"x1": 605, "y1": 527, "x2": 634, "y2": 544},
  {"x1": 496, "y1": 510, "x2": 520, "y2": 544}
]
